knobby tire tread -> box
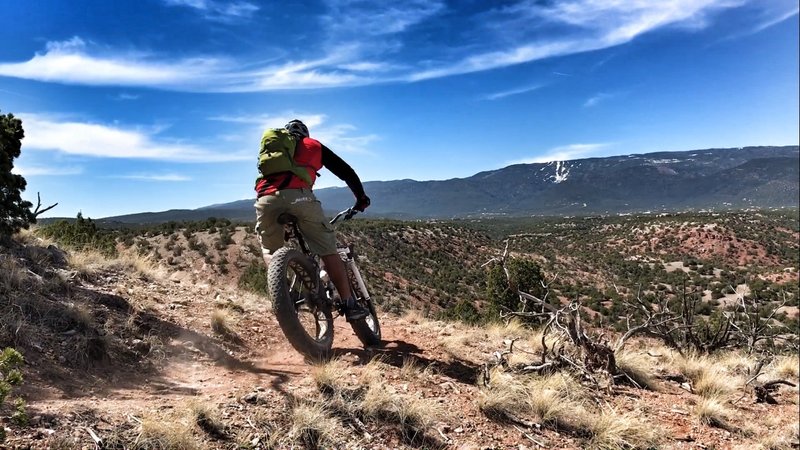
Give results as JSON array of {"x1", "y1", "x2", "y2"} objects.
[
  {"x1": 348, "y1": 282, "x2": 382, "y2": 347},
  {"x1": 268, "y1": 247, "x2": 333, "y2": 361}
]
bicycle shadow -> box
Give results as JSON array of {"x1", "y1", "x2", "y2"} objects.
[{"x1": 333, "y1": 339, "x2": 479, "y2": 386}]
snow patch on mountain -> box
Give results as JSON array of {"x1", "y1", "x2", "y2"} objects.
[{"x1": 549, "y1": 160, "x2": 570, "y2": 183}]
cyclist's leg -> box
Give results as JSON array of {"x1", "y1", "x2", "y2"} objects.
[
  {"x1": 288, "y1": 190, "x2": 365, "y2": 319},
  {"x1": 254, "y1": 193, "x2": 289, "y2": 267}
]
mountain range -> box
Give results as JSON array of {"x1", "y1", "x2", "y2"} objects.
[{"x1": 97, "y1": 145, "x2": 799, "y2": 224}]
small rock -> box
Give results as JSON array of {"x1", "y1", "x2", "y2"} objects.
[
  {"x1": 455, "y1": 427, "x2": 464, "y2": 433},
  {"x1": 242, "y1": 392, "x2": 260, "y2": 404}
]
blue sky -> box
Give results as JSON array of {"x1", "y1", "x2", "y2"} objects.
[{"x1": 1, "y1": 0, "x2": 798, "y2": 218}]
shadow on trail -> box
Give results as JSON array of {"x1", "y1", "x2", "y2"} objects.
[
  {"x1": 17, "y1": 285, "x2": 297, "y2": 402},
  {"x1": 334, "y1": 339, "x2": 479, "y2": 385}
]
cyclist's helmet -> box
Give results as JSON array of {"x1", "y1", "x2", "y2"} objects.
[{"x1": 285, "y1": 119, "x2": 309, "y2": 138}]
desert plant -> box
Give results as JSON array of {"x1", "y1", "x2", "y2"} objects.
[
  {"x1": 190, "y1": 401, "x2": 228, "y2": 440},
  {"x1": 0, "y1": 347, "x2": 24, "y2": 441},
  {"x1": 361, "y1": 382, "x2": 440, "y2": 442},
  {"x1": 694, "y1": 397, "x2": 732, "y2": 430},
  {"x1": 311, "y1": 358, "x2": 350, "y2": 395},
  {"x1": 135, "y1": 413, "x2": 200, "y2": 450},
  {"x1": 287, "y1": 401, "x2": 339, "y2": 448},
  {"x1": 586, "y1": 407, "x2": 663, "y2": 450},
  {"x1": 210, "y1": 309, "x2": 240, "y2": 343}
]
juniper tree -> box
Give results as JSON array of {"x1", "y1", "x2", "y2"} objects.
[
  {"x1": 0, "y1": 111, "x2": 56, "y2": 239},
  {"x1": 0, "y1": 111, "x2": 34, "y2": 237}
]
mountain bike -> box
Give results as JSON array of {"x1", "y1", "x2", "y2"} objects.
[{"x1": 267, "y1": 208, "x2": 381, "y2": 361}]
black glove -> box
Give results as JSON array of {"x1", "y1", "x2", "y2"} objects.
[{"x1": 354, "y1": 194, "x2": 371, "y2": 212}]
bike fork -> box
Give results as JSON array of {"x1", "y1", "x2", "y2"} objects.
[{"x1": 346, "y1": 259, "x2": 371, "y2": 302}]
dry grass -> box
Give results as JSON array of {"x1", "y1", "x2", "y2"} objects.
[
  {"x1": 485, "y1": 319, "x2": 527, "y2": 342},
  {"x1": 477, "y1": 367, "x2": 533, "y2": 421},
  {"x1": 615, "y1": 349, "x2": 659, "y2": 390},
  {"x1": 672, "y1": 352, "x2": 740, "y2": 398},
  {"x1": 362, "y1": 383, "x2": 441, "y2": 441},
  {"x1": 359, "y1": 355, "x2": 389, "y2": 385},
  {"x1": 286, "y1": 402, "x2": 340, "y2": 449},
  {"x1": 135, "y1": 413, "x2": 199, "y2": 450},
  {"x1": 189, "y1": 401, "x2": 228, "y2": 440},
  {"x1": 529, "y1": 372, "x2": 585, "y2": 424},
  {"x1": 757, "y1": 421, "x2": 800, "y2": 450},
  {"x1": 67, "y1": 248, "x2": 161, "y2": 280},
  {"x1": 694, "y1": 367, "x2": 736, "y2": 398},
  {"x1": 0, "y1": 256, "x2": 27, "y2": 292},
  {"x1": 672, "y1": 352, "x2": 712, "y2": 382},
  {"x1": 210, "y1": 309, "x2": 239, "y2": 341},
  {"x1": 400, "y1": 309, "x2": 447, "y2": 335},
  {"x1": 311, "y1": 357, "x2": 351, "y2": 395},
  {"x1": 717, "y1": 351, "x2": 756, "y2": 377},
  {"x1": 478, "y1": 368, "x2": 586, "y2": 432},
  {"x1": 770, "y1": 355, "x2": 800, "y2": 380},
  {"x1": 586, "y1": 407, "x2": 663, "y2": 450},
  {"x1": 400, "y1": 356, "x2": 424, "y2": 380},
  {"x1": 694, "y1": 397, "x2": 732, "y2": 430},
  {"x1": 441, "y1": 333, "x2": 477, "y2": 359},
  {"x1": 524, "y1": 326, "x2": 566, "y2": 355}
]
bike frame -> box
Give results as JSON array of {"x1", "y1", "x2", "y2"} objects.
[{"x1": 281, "y1": 208, "x2": 372, "y2": 310}]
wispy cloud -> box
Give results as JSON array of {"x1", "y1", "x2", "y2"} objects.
[
  {"x1": 321, "y1": 0, "x2": 445, "y2": 37},
  {"x1": 484, "y1": 83, "x2": 544, "y2": 100},
  {"x1": 583, "y1": 92, "x2": 619, "y2": 108},
  {"x1": 20, "y1": 113, "x2": 248, "y2": 162},
  {"x1": 113, "y1": 92, "x2": 140, "y2": 101},
  {"x1": 510, "y1": 143, "x2": 613, "y2": 164},
  {"x1": 718, "y1": 0, "x2": 798, "y2": 41},
  {"x1": 0, "y1": 37, "x2": 368, "y2": 92},
  {"x1": 163, "y1": 0, "x2": 259, "y2": 22},
  {"x1": 410, "y1": 0, "x2": 744, "y2": 80},
  {"x1": 0, "y1": 1, "x2": 767, "y2": 91},
  {"x1": 210, "y1": 112, "x2": 378, "y2": 154},
  {"x1": 12, "y1": 165, "x2": 83, "y2": 176},
  {"x1": 111, "y1": 173, "x2": 191, "y2": 181}
]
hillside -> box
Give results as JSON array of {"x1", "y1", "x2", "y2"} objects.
[
  {"x1": 92, "y1": 145, "x2": 799, "y2": 224},
  {"x1": 1, "y1": 211, "x2": 798, "y2": 448}
]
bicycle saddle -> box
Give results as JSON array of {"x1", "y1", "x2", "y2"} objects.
[{"x1": 277, "y1": 213, "x2": 298, "y2": 225}]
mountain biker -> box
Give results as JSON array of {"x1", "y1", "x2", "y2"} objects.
[{"x1": 254, "y1": 119, "x2": 372, "y2": 321}]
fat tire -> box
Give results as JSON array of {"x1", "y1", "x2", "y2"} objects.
[
  {"x1": 349, "y1": 285, "x2": 382, "y2": 347},
  {"x1": 268, "y1": 247, "x2": 333, "y2": 361}
]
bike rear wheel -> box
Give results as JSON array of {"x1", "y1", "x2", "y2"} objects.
[{"x1": 268, "y1": 247, "x2": 333, "y2": 361}]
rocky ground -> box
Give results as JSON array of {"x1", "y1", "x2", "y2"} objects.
[{"x1": 1, "y1": 228, "x2": 799, "y2": 449}]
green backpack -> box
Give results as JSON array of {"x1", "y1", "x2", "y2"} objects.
[{"x1": 257, "y1": 128, "x2": 313, "y2": 185}]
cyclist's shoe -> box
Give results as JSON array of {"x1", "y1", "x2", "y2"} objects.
[{"x1": 344, "y1": 297, "x2": 369, "y2": 322}]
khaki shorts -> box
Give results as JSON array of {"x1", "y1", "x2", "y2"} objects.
[{"x1": 254, "y1": 188, "x2": 338, "y2": 256}]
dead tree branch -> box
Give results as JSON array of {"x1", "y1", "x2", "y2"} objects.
[{"x1": 31, "y1": 192, "x2": 58, "y2": 218}]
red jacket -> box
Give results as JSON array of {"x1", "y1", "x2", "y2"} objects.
[{"x1": 256, "y1": 137, "x2": 323, "y2": 197}]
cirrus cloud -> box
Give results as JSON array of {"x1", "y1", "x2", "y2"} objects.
[{"x1": 0, "y1": 1, "x2": 786, "y2": 92}]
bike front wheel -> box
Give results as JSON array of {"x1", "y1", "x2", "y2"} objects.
[
  {"x1": 349, "y1": 287, "x2": 382, "y2": 347},
  {"x1": 268, "y1": 247, "x2": 333, "y2": 361}
]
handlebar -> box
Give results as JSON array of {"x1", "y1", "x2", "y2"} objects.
[{"x1": 330, "y1": 207, "x2": 358, "y2": 225}]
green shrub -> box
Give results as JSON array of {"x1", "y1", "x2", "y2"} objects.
[
  {"x1": 238, "y1": 260, "x2": 268, "y2": 295},
  {"x1": 0, "y1": 347, "x2": 24, "y2": 442},
  {"x1": 38, "y1": 213, "x2": 117, "y2": 256},
  {"x1": 485, "y1": 258, "x2": 545, "y2": 319}
]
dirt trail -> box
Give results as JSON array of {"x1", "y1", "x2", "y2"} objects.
[{"x1": 7, "y1": 261, "x2": 800, "y2": 449}]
